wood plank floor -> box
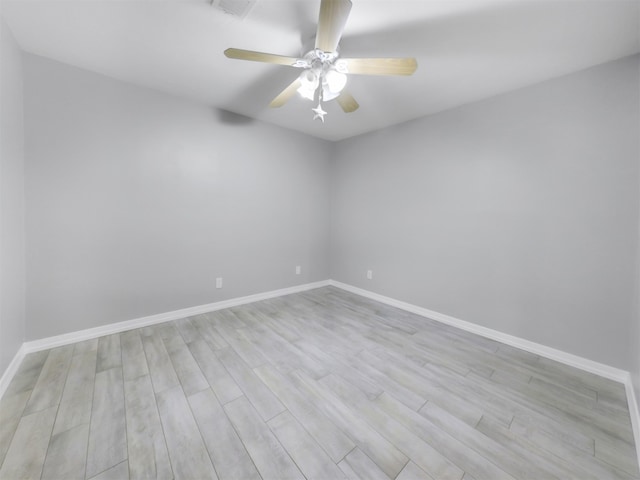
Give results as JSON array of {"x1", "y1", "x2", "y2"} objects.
[{"x1": 1, "y1": 286, "x2": 638, "y2": 479}]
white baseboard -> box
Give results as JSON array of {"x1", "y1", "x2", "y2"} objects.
[
  {"x1": 0, "y1": 280, "x2": 328, "y2": 399},
  {"x1": 328, "y1": 280, "x2": 640, "y2": 469},
  {"x1": 2, "y1": 277, "x2": 639, "y2": 468},
  {"x1": 21, "y1": 280, "x2": 330, "y2": 355},
  {"x1": 0, "y1": 344, "x2": 26, "y2": 400},
  {"x1": 329, "y1": 280, "x2": 640, "y2": 466},
  {"x1": 626, "y1": 375, "x2": 640, "y2": 472},
  {"x1": 328, "y1": 280, "x2": 629, "y2": 382}
]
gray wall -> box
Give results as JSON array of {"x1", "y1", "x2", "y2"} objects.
[
  {"x1": 635, "y1": 303, "x2": 640, "y2": 429},
  {"x1": 331, "y1": 55, "x2": 640, "y2": 370},
  {"x1": 11, "y1": 48, "x2": 640, "y2": 410},
  {"x1": 24, "y1": 54, "x2": 331, "y2": 340},
  {"x1": 0, "y1": 17, "x2": 26, "y2": 374},
  {"x1": 635, "y1": 151, "x2": 640, "y2": 418}
]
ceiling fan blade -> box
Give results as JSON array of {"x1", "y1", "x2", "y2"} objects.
[
  {"x1": 315, "y1": 0, "x2": 352, "y2": 52},
  {"x1": 339, "y1": 57, "x2": 418, "y2": 76},
  {"x1": 269, "y1": 79, "x2": 303, "y2": 108},
  {"x1": 337, "y1": 91, "x2": 359, "y2": 113},
  {"x1": 224, "y1": 48, "x2": 300, "y2": 67}
]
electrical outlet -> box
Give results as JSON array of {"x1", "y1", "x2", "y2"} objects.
[
  {"x1": 367, "y1": 270, "x2": 373, "y2": 280},
  {"x1": 295, "y1": 265, "x2": 301, "y2": 275},
  {"x1": 216, "y1": 277, "x2": 223, "y2": 289}
]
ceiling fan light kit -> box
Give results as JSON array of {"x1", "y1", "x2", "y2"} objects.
[
  {"x1": 295, "y1": 49, "x2": 348, "y2": 102},
  {"x1": 223, "y1": 0, "x2": 417, "y2": 123}
]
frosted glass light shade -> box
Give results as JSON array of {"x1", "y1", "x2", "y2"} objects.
[
  {"x1": 297, "y1": 70, "x2": 319, "y2": 101},
  {"x1": 321, "y1": 85, "x2": 340, "y2": 101},
  {"x1": 297, "y1": 68, "x2": 347, "y2": 102},
  {"x1": 325, "y1": 69, "x2": 347, "y2": 94}
]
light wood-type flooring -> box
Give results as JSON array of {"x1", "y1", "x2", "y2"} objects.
[{"x1": 0, "y1": 286, "x2": 638, "y2": 479}]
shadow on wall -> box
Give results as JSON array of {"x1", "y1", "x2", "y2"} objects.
[{"x1": 214, "y1": 108, "x2": 255, "y2": 125}]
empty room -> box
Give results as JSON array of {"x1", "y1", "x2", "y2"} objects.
[{"x1": 1, "y1": 0, "x2": 639, "y2": 479}]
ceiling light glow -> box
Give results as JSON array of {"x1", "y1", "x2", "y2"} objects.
[
  {"x1": 297, "y1": 70, "x2": 319, "y2": 101},
  {"x1": 325, "y1": 69, "x2": 347, "y2": 93}
]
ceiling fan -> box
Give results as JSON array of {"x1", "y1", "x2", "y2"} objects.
[{"x1": 224, "y1": 0, "x2": 417, "y2": 122}]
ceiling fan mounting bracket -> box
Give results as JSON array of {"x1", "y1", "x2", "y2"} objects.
[{"x1": 295, "y1": 49, "x2": 340, "y2": 71}]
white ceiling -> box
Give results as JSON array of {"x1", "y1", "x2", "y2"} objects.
[{"x1": 2, "y1": 0, "x2": 639, "y2": 141}]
